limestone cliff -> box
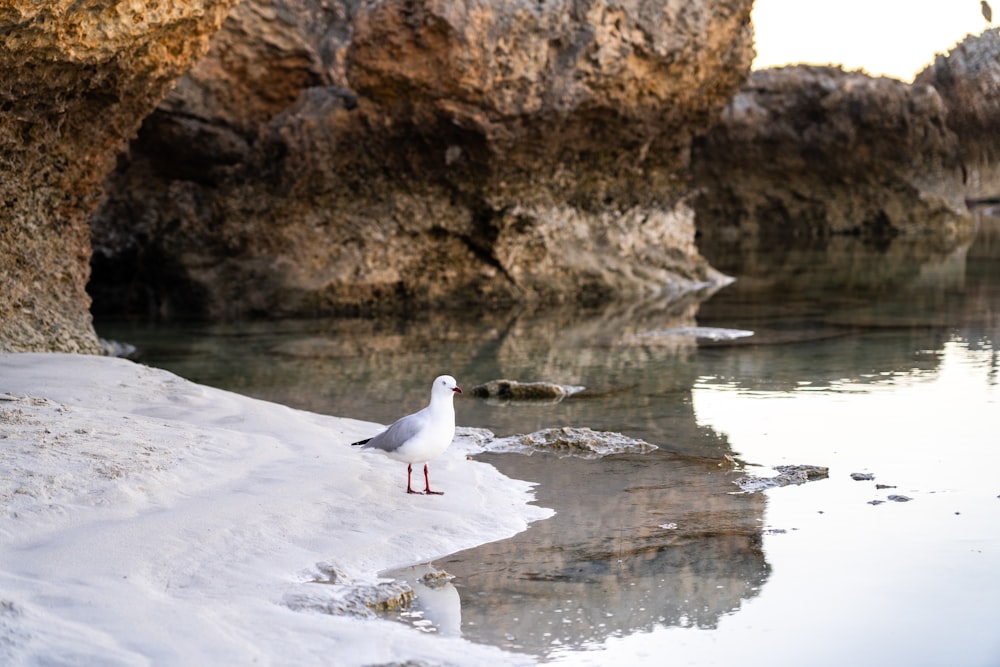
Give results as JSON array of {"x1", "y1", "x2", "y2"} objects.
[
  {"x1": 90, "y1": 0, "x2": 755, "y2": 318},
  {"x1": 0, "y1": 0, "x2": 238, "y2": 352},
  {"x1": 915, "y1": 29, "x2": 1000, "y2": 200},
  {"x1": 691, "y1": 66, "x2": 975, "y2": 274},
  {"x1": 916, "y1": 29, "x2": 1000, "y2": 140}
]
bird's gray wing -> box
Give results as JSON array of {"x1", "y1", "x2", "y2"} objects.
[{"x1": 362, "y1": 409, "x2": 427, "y2": 453}]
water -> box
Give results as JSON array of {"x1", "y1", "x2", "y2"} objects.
[{"x1": 95, "y1": 215, "x2": 1000, "y2": 666}]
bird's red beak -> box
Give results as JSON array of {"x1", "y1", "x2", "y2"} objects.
[{"x1": 453, "y1": 386, "x2": 463, "y2": 394}]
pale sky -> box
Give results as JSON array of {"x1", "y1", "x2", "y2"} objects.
[{"x1": 751, "y1": 0, "x2": 993, "y2": 80}]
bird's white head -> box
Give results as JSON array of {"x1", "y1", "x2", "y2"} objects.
[{"x1": 432, "y1": 374, "x2": 462, "y2": 399}]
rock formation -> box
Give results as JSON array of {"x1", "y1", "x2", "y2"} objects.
[
  {"x1": 89, "y1": 0, "x2": 755, "y2": 319},
  {"x1": 14, "y1": 2, "x2": 992, "y2": 353},
  {"x1": 915, "y1": 29, "x2": 1000, "y2": 200},
  {"x1": 0, "y1": 0, "x2": 239, "y2": 352},
  {"x1": 916, "y1": 29, "x2": 1000, "y2": 141},
  {"x1": 691, "y1": 65, "x2": 975, "y2": 274}
]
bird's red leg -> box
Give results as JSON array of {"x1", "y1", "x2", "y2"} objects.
[
  {"x1": 406, "y1": 463, "x2": 421, "y2": 494},
  {"x1": 423, "y1": 463, "x2": 443, "y2": 495}
]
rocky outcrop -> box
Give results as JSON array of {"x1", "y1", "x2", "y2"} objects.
[
  {"x1": 0, "y1": 0, "x2": 238, "y2": 352},
  {"x1": 89, "y1": 0, "x2": 755, "y2": 318},
  {"x1": 915, "y1": 29, "x2": 1000, "y2": 200},
  {"x1": 916, "y1": 29, "x2": 1000, "y2": 140},
  {"x1": 691, "y1": 66, "x2": 975, "y2": 273},
  {"x1": 733, "y1": 464, "x2": 829, "y2": 493}
]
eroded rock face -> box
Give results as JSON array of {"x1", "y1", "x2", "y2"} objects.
[
  {"x1": 916, "y1": 29, "x2": 1000, "y2": 140},
  {"x1": 0, "y1": 0, "x2": 238, "y2": 352},
  {"x1": 90, "y1": 0, "x2": 754, "y2": 318},
  {"x1": 915, "y1": 29, "x2": 1000, "y2": 199},
  {"x1": 691, "y1": 66, "x2": 974, "y2": 272}
]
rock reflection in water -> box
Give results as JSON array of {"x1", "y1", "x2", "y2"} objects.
[
  {"x1": 435, "y1": 451, "x2": 767, "y2": 657},
  {"x1": 102, "y1": 283, "x2": 737, "y2": 457},
  {"x1": 381, "y1": 563, "x2": 463, "y2": 638}
]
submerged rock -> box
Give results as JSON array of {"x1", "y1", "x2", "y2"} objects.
[
  {"x1": 418, "y1": 570, "x2": 455, "y2": 590},
  {"x1": 869, "y1": 494, "x2": 914, "y2": 505},
  {"x1": 734, "y1": 464, "x2": 829, "y2": 493},
  {"x1": 485, "y1": 427, "x2": 657, "y2": 459},
  {"x1": 470, "y1": 379, "x2": 585, "y2": 403},
  {"x1": 851, "y1": 472, "x2": 876, "y2": 481},
  {"x1": 284, "y1": 562, "x2": 415, "y2": 618},
  {"x1": 284, "y1": 582, "x2": 414, "y2": 618},
  {"x1": 454, "y1": 426, "x2": 497, "y2": 450}
]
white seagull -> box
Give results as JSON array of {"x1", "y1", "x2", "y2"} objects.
[{"x1": 351, "y1": 375, "x2": 463, "y2": 495}]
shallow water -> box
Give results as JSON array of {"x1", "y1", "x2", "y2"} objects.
[{"x1": 95, "y1": 215, "x2": 1000, "y2": 666}]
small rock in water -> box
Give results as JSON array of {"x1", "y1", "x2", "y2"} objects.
[
  {"x1": 875, "y1": 483, "x2": 896, "y2": 489},
  {"x1": 733, "y1": 464, "x2": 829, "y2": 492},
  {"x1": 419, "y1": 571, "x2": 455, "y2": 589},
  {"x1": 778, "y1": 465, "x2": 829, "y2": 481},
  {"x1": 455, "y1": 426, "x2": 497, "y2": 449},
  {"x1": 868, "y1": 499, "x2": 885, "y2": 506},
  {"x1": 887, "y1": 494, "x2": 912, "y2": 502},
  {"x1": 470, "y1": 379, "x2": 585, "y2": 403},
  {"x1": 851, "y1": 472, "x2": 876, "y2": 481},
  {"x1": 485, "y1": 426, "x2": 657, "y2": 459},
  {"x1": 718, "y1": 453, "x2": 746, "y2": 469},
  {"x1": 288, "y1": 566, "x2": 415, "y2": 618}
]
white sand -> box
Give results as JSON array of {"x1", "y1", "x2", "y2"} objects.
[{"x1": 0, "y1": 353, "x2": 551, "y2": 665}]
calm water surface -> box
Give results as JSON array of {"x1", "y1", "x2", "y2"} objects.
[{"x1": 96, "y1": 216, "x2": 1000, "y2": 666}]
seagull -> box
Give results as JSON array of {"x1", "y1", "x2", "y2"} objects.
[
  {"x1": 984, "y1": 0, "x2": 993, "y2": 23},
  {"x1": 351, "y1": 375, "x2": 462, "y2": 495}
]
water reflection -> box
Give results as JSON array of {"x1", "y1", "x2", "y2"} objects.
[
  {"x1": 382, "y1": 563, "x2": 463, "y2": 637},
  {"x1": 99, "y1": 282, "x2": 736, "y2": 457},
  {"x1": 437, "y1": 451, "x2": 768, "y2": 655}
]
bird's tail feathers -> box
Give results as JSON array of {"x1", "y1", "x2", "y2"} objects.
[{"x1": 350, "y1": 438, "x2": 371, "y2": 447}]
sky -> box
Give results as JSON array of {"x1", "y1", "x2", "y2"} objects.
[{"x1": 751, "y1": 0, "x2": 994, "y2": 80}]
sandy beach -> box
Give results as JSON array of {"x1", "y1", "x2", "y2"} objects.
[{"x1": 0, "y1": 353, "x2": 551, "y2": 665}]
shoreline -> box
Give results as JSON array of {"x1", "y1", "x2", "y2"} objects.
[{"x1": 0, "y1": 352, "x2": 550, "y2": 665}]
